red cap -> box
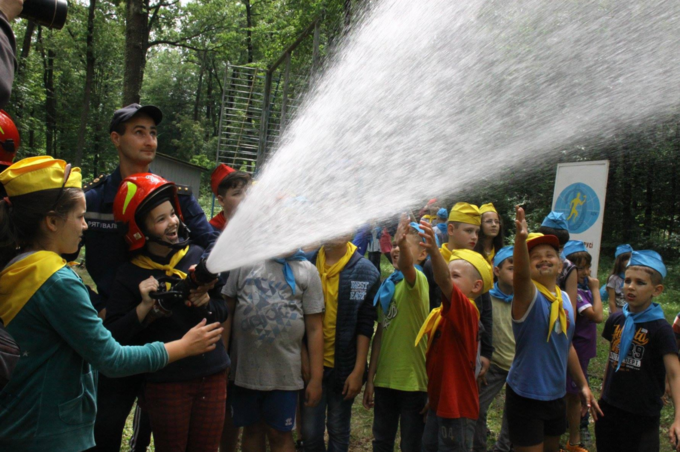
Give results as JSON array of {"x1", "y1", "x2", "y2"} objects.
[
  {"x1": 211, "y1": 164, "x2": 236, "y2": 196},
  {"x1": 526, "y1": 233, "x2": 560, "y2": 252},
  {"x1": 427, "y1": 198, "x2": 438, "y2": 205}
]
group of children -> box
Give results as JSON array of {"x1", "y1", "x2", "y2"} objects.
[
  {"x1": 203, "y1": 172, "x2": 680, "y2": 452},
  {"x1": 1, "y1": 147, "x2": 678, "y2": 452}
]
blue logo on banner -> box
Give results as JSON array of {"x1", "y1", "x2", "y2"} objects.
[{"x1": 554, "y1": 183, "x2": 600, "y2": 233}]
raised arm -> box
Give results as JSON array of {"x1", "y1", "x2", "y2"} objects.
[
  {"x1": 581, "y1": 275, "x2": 604, "y2": 323},
  {"x1": 420, "y1": 221, "x2": 453, "y2": 301},
  {"x1": 512, "y1": 206, "x2": 535, "y2": 320},
  {"x1": 396, "y1": 216, "x2": 417, "y2": 286}
]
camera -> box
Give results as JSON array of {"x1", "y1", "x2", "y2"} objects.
[{"x1": 19, "y1": 0, "x2": 68, "y2": 30}]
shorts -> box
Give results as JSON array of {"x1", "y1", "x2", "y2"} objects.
[
  {"x1": 566, "y1": 356, "x2": 590, "y2": 395},
  {"x1": 230, "y1": 385, "x2": 298, "y2": 432},
  {"x1": 505, "y1": 386, "x2": 567, "y2": 447},
  {"x1": 595, "y1": 399, "x2": 660, "y2": 452}
]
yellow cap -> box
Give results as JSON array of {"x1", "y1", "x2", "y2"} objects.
[
  {"x1": 447, "y1": 202, "x2": 481, "y2": 225},
  {"x1": 0, "y1": 156, "x2": 82, "y2": 198},
  {"x1": 449, "y1": 249, "x2": 493, "y2": 293},
  {"x1": 480, "y1": 203, "x2": 497, "y2": 215}
]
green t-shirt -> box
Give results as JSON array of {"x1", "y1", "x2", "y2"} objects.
[
  {"x1": 490, "y1": 295, "x2": 515, "y2": 371},
  {"x1": 374, "y1": 269, "x2": 429, "y2": 392}
]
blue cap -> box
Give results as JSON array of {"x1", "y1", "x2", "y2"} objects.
[
  {"x1": 627, "y1": 250, "x2": 667, "y2": 279},
  {"x1": 410, "y1": 222, "x2": 427, "y2": 242},
  {"x1": 493, "y1": 246, "x2": 514, "y2": 268},
  {"x1": 615, "y1": 244, "x2": 633, "y2": 258},
  {"x1": 437, "y1": 208, "x2": 448, "y2": 220},
  {"x1": 541, "y1": 211, "x2": 569, "y2": 231},
  {"x1": 562, "y1": 240, "x2": 587, "y2": 259}
]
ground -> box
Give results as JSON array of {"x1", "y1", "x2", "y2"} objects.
[{"x1": 75, "y1": 254, "x2": 679, "y2": 452}]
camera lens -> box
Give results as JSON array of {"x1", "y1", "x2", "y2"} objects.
[{"x1": 19, "y1": 0, "x2": 68, "y2": 30}]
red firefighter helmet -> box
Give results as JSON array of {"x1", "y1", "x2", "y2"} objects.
[
  {"x1": 0, "y1": 110, "x2": 20, "y2": 167},
  {"x1": 113, "y1": 173, "x2": 185, "y2": 251}
]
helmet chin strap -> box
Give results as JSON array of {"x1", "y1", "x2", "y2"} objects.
[{"x1": 145, "y1": 221, "x2": 192, "y2": 250}]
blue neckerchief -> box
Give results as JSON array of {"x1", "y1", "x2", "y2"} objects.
[
  {"x1": 616, "y1": 303, "x2": 665, "y2": 371},
  {"x1": 273, "y1": 250, "x2": 307, "y2": 295},
  {"x1": 578, "y1": 277, "x2": 590, "y2": 291},
  {"x1": 374, "y1": 265, "x2": 423, "y2": 313},
  {"x1": 436, "y1": 223, "x2": 447, "y2": 236},
  {"x1": 489, "y1": 281, "x2": 513, "y2": 303}
]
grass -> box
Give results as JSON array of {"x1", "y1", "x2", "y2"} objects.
[{"x1": 76, "y1": 253, "x2": 680, "y2": 451}]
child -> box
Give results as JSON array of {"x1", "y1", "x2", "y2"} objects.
[
  {"x1": 302, "y1": 235, "x2": 381, "y2": 452},
  {"x1": 539, "y1": 211, "x2": 577, "y2": 314},
  {"x1": 562, "y1": 240, "x2": 604, "y2": 451},
  {"x1": 363, "y1": 218, "x2": 429, "y2": 452},
  {"x1": 605, "y1": 244, "x2": 633, "y2": 314},
  {"x1": 472, "y1": 246, "x2": 514, "y2": 452},
  {"x1": 221, "y1": 248, "x2": 325, "y2": 452},
  {"x1": 367, "y1": 223, "x2": 384, "y2": 271},
  {"x1": 209, "y1": 163, "x2": 251, "y2": 231},
  {"x1": 475, "y1": 203, "x2": 504, "y2": 263},
  {"x1": 416, "y1": 222, "x2": 492, "y2": 451},
  {"x1": 423, "y1": 202, "x2": 494, "y2": 380},
  {"x1": 507, "y1": 207, "x2": 600, "y2": 452},
  {"x1": 434, "y1": 207, "x2": 448, "y2": 245},
  {"x1": 105, "y1": 174, "x2": 230, "y2": 451},
  {"x1": 595, "y1": 250, "x2": 680, "y2": 452}
]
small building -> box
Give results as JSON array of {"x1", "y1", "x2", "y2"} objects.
[{"x1": 149, "y1": 153, "x2": 207, "y2": 193}]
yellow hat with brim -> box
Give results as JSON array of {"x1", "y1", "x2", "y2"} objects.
[
  {"x1": 449, "y1": 249, "x2": 493, "y2": 293},
  {"x1": 526, "y1": 232, "x2": 560, "y2": 253},
  {"x1": 0, "y1": 156, "x2": 82, "y2": 198},
  {"x1": 480, "y1": 203, "x2": 497, "y2": 215},
  {"x1": 448, "y1": 202, "x2": 481, "y2": 225}
]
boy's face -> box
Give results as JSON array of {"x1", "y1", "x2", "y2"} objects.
[
  {"x1": 391, "y1": 232, "x2": 427, "y2": 268},
  {"x1": 481, "y1": 212, "x2": 500, "y2": 238},
  {"x1": 448, "y1": 222, "x2": 480, "y2": 250},
  {"x1": 449, "y1": 259, "x2": 482, "y2": 298},
  {"x1": 390, "y1": 242, "x2": 400, "y2": 269},
  {"x1": 528, "y1": 244, "x2": 562, "y2": 281},
  {"x1": 324, "y1": 233, "x2": 353, "y2": 250},
  {"x1": 144, "y1": 200, "x2": 180, "y2": 244},
  {"x1": 624, "y1": 267, "x2": 664, "y2": 312},
  {"x1": 217, "y1": 182, "x2": 248, "y2": 218},
  {"x1": 494, "y1": 258, "x2": 514, "y2": 286}
]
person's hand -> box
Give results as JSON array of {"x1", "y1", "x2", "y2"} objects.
[
  {"x1": 180, "y1": 319, "x2": 223, "y2": 356},
  {"x1": 188, "y1": 291, "x2": 210, "y2": 308},
  {"x1": 394, "y1": 215, "x2": 408, "y2": 247},
  {"x1": 579, "y1": 385, "x2": 603, "y2": 420},
  {"x1": 515, "y1": 206, "x2": 528, "y2": 241},
  {"x1": 669, "y1": 419, "x2": 680, "y2": 450},
  {"x1": 418, "y1": 221, "x2": 439, "y2": 254},
  {"x1": 362, "y1": 381, "x2": 375, "y2": 409},
  {"x1": 420, "y1": 400, "x2": 429, "y2": 423},
  {"x1": 305, "y1": 377, "x2": 322, "y2": 407},
  {"x1": 343, "y1": 370, "x2": 363, "y2": 401},
  {"x1": 139, "y1": 276, "x2": 159, "y2": 307},
  {"x1": 0, "y1": 0, "x2": 24, "y2": 21},
  {"x1": 477, "y1": 356, "x2": 490, "y2": 387},
  {"x1": 587, "y1": 276, "x2": 600, "y2": 292}
]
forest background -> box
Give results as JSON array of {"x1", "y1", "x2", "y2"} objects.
[{"x1": 7, "y1": 0, "x2": 680, "y2": 264}]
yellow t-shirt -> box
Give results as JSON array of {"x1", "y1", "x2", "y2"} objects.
[
  {"x1": 323, "y1": 262, "x2": 339, "y2": 367},
  {"x1": 374, "y1": 270, "x2": 430, "y2": 392}
]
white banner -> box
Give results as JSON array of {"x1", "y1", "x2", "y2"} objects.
[{"x1": 552, "y1": 160, "x2": 610, "y2": 276}]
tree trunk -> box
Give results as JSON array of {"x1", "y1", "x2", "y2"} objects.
[
  {"x1": 193, "y1": 55, "x2": 204, "y2": 121},
  {"x1": 243, "y1": 0, "x2": 253, "y2": 63},
  {"x1": 13, "y1": 21, "x2": 36, "y2": 119},
  {"x1": 123, "y1": 0, "x2": 150, "y2": 105},
  {"x1": 38, "y1": 28, "x2": 57, "y2": 157},
  {"x1": 74, "y1": 0, "x2": 97, "y2": 167},
  {"x1": 644, "y1": 152, "x2": 654, "y2": 239},
  {"x1": 344, "y1": 0, "x2": 352, "y2": 29}
]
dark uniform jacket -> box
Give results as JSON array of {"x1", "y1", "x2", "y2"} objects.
[
  {"x1": 82, "y1": 166, "x2": 219, "y2": 312},
  {"x1": 0, "y1": 11, "x2": 15, "y2": 109}
]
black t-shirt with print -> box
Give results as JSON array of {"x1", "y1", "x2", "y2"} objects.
[{"x1": 602, "y1": 311, "x2": 677, "y2": 416}]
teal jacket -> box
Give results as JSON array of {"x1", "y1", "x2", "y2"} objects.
[{"x1": 0, "y1": 266, "x2": 168, "y2": 452}]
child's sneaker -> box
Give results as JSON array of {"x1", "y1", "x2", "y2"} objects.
[
  {"x1": 566, "y1": 442, "x2": 589, "y2": 452},
  {"x1": 580, "y1": 426, "x2": 591, "y2": 445}
]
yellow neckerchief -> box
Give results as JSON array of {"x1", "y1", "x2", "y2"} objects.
[
  {"x1": 421, "y1": 215, "x2": 435, "y2": 223},
  {"x1": 0, "y1": 251, "x2": 67, "y2": 326},
  {"x1": 131, "y1": 246, "x2": 190, "y2": 284},
  {"x1": 533, "y1": 280, "x2": 567, "y2": 341},
  {"x1": 415, "y1": 297, "x2": 480, "y2": 352},
  {"x1": 486, "y1": 247, "x2": 495, "y2": 264},
  {"x1": 440, "y1": 243, "x2": 453, "y2": 261},
  {"x1": 316, "y1": 242, "x2": 357, "y2": 305}
]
